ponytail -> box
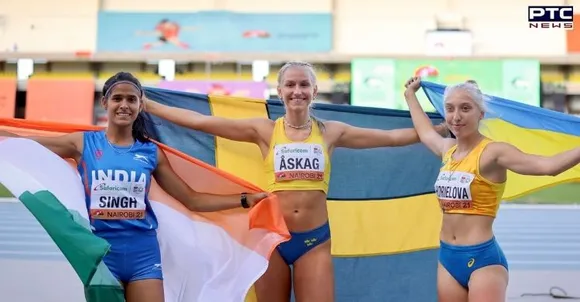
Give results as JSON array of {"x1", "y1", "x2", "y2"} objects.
[
  {"x1": 310, "y1": 114, "x2": 326, "y2": 132},
  {"x1": 132, "y1": 112, "x2": 150, "y2": 142}
]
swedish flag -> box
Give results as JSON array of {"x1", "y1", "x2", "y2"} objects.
[{"x1": 144, "y1": 87, "x2": 446, "y2": 302}]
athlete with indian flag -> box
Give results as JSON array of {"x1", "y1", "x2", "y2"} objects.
[{"x1": 0, "y1": 71, "x2": 269, "y2": 302}]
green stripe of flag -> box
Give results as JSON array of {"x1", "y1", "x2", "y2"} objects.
[{"x1": 19, "y1": 190, "x2": 125, "y2": 302}]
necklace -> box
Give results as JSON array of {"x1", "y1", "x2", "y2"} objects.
[
  {"x1": 105, "y1": 133, "x2": 135, "y2": 154},
  {"x1": 283, "y1": 116, "x2": 311, "y2": 129},
  {"x1": 445, "y1": 138, "x2": 483, "y2": 181}
]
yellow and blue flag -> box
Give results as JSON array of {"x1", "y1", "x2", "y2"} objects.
[
  {"x1": 143, "y1": 87, "x2": 445, "y2": 302},
  {"x1": 421, "y1": 81, "x2": 580, "y2": 200}
]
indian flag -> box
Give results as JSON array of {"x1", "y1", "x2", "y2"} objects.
[{"x1": 0, "y1": 119, "x2": 290, "y2": 302}]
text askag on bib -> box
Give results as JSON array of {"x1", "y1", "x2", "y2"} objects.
[{"x1": 273, "y1": 143, "x2": 325, "y2": 182}]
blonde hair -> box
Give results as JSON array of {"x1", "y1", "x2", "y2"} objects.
[
  {"x1": 444, "y1": 79, "x2": 496, "y2": 137},
  {"x1": 277, "y1": 61, "x2": 317, "y2": 86},
  {"x1": 276, "y1": 61, "x2": 325, "y2": 130},
  {"x1": 443, "y1": 79, "x2": 488, "y2": 113}
]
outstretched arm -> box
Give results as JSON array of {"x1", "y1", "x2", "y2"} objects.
[
  {"x1": 492, "y1": 142, "x2": 580, "y2": 176},
  {"x1": 331, "y1": 121, "x2": 448, "y2": 149},
  {"x1": 404, "y1": 77, "x2": 454, "y2": 157},
  {"x1": 153, "y1": 147, "x2": 268, "y2": 212},
  {"x1": 0, "y1": 130, "x2": 82, "y2": 160},
  {"x1": 145, "y1": 98, "x2": 268, "y2": 144}
]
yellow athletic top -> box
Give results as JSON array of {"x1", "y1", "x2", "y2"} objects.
[
  {"x1": 264, "y1": 117, "x2": 331, "y2": 194},
  {"x1": 434, "y1": 138, "x2": 506, "y2": 218}
]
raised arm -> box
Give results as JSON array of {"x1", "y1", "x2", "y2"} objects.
[
  {"x1": 153, "y1": 147, "x2": 268, "y2": 212},
  {"x1": 404, "y1": 77, "x2": 453, "y2": 157},
  {"x1": 491, "y1": 142, "x2": 580, "y2": 176},
  {"x1": 145, "y1": 98, "x2": 270, "y2": 145},
  {"x1": 0, "y1": 130, "x2": 83, "y2": 161},
  {"x1": 330, "y1": 121, "x2": 448, "y2": 149}
]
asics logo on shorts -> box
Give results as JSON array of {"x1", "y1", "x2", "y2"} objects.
[{"x1": 467, "y1": 258, "x2": 475, "y2": 268}]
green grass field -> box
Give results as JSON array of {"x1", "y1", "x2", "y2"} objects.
[
  {"x1": 510, "y1": 182, "x2": 580, "y2": 204},
  {"x1": 0, "y1": 183, "x2": 13, "y2": 198}
]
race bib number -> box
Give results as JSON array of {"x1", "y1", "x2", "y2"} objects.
[
  {"x1": 434, "y1": 171, "x2": 475, "y2": 210},
  {"x1": 274, "y1": 143, "x2": 325, "y2": 182},
  {"x1": 90, "y1": 179, "x2": 146, "y2": 220}
]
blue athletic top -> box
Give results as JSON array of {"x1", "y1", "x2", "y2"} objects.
[{"x1": 77, "y1": 131, "x2": 159, "y2": 235}]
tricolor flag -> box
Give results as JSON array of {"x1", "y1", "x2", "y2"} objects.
[
  {"x1": 0, "y1": 86, "x2": 447, "y2": 301},
  {"x1": 0, "y1": 119, "x2": 290, "y2": 302}
]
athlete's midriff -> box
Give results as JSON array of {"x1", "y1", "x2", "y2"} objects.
[
  {"x1": 440, "y1": 213, "x2": 495, "y2": 245},
  {"x1": 274, "y1": 190, "x2": 328, "y2": 232}
]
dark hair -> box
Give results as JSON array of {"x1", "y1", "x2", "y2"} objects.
[{"x1": 102, "y1": 71, "x2": 150, "y2": 143}]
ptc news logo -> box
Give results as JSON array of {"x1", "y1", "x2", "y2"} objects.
[{"x1": 528, "y1": 6, "x2": 574, "y2": 29}]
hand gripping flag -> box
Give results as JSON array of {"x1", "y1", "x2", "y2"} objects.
[
  {"x1": 0, "y1": 119, "x2": 290, "y2": 302},
  {"x1": 421, "y1": 81, "x2": 580, "y2": 201}
]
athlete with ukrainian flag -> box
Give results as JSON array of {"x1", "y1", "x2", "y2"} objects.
[{"x1": 404, "y1": 76, "x2": 580, "y2": 302}]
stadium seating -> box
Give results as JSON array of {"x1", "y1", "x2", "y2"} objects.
[{"x1": 0, "y1": 0, "x2": 578, "y2": 119}]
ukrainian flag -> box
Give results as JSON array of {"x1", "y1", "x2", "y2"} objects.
[
  {"x1": 143, "y1": 87, "x2": 445, "y2": 302},
  {"x1": 421, "y1": 81, "x2": 580, "y2": 201}
]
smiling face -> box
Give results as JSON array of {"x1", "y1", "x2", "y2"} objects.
[
  {"x1": 277, "y1": 63, "x2": 318, "y2": 112},
  {"x1": 443, "y1": 84, "x2": 485, "y2": 139},
  {"x1": 101, "y1": 82, "x2": 143, "y2": 128}
]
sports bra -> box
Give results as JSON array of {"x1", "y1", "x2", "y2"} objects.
[
  {"x1": 434, "y1": 138, "x2": 506, "y2": 217},
  {"x1": 264, "y1": 118, "x2": 331, "y2": 194}
]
